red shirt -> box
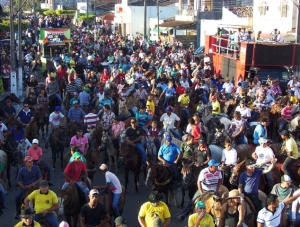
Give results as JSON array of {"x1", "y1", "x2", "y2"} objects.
[
  {"x1": 64, "y1": 161, "x2": 87, "y2": 182},
  {"x1": 27, "y1": 147, "x2": 43, "y2": 161},
  {"x1": 57, "y1": 68, "x2": 67, "y2": 78},
  {"x1": 101, "y1": 73, "x2": 110, "y2": 84},
  {"x1": 192, "y1": 125, "x2": 201, "y2": 143},
  {"x1": 116, "y1": 73, "x2": 125, "y2": 83},
  {"x1": 281, "y1": 106, "x2": 292, "y2": 120},
  {"x1": 176, "y1": 86, "x2": 185, "y2": 95}
]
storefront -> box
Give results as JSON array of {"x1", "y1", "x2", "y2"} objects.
[{"x1": 39, "y1": 28, "x2": 72, "y2": 59}]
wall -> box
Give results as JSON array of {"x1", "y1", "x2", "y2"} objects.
[{"x1": 253, "y1": 0, "x2": 297, "y2": 34}]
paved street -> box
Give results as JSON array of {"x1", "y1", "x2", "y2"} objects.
[{"x1": 0, "y1": 141, "x2": 190, "y2": 227}]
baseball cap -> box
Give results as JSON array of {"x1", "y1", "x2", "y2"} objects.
[
  {"x1": 39, "y1": 180, "x2": 49, "y2": 188},
  {"x1": 258, "y1": 137, "x2": 267, "y2": 144},
  {"x1": 55, "y1": 106, "x2": 62, "y2": 111},
  {"x1": 24, "y1": 156, "x2": 33, "y2": 162},
  {"x1": 195, "y1": 201, "x2": 206, "y2": 209},
  {"x1": 72, "y1": 152, "x2": 82, "y2": 159},
  {"x1": 280, "y1": 130, "x2": 290, "y2": 137},
  {"x1": 245, "y1": 158, "x2": 256, "y2": 167},
  {"x1": 281, "y1": 175, "x2": 292, "y2": 183},
  {"x1": 89, "y1": 189, "x2": 99, "y2": 196},
  {"x1": 99, "y1": 164, "x2": 108, "y2": 171},
  {"x1": 211, "y1": 95, "x2": 217, "y2": 100},
  {"x1": 32, "y1": 139, "x2": 39, "y2": 144},
  {"x1": 208, "y1": 159, "x2": 220, "y2": 167},
  {"x1": 165, "y1": 135, "x2": 172, "y2": 142},
  {"x1": 240, "y1": 100, "x2": 245, "y2": 104},
  {"x1": 30, "y1": 75, "x2": 34, "y2": 78},
  {"x1": 165, "y1": 106, "x2": 172, "y2": 112}
]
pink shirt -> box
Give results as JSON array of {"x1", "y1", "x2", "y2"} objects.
[
  {"x1": 27, "y1": 147, "x2": 43, "y2": 161},
  {"x1": 70, "y1": 135, "x2": 89, "y2": 153},
  {"x1": 112, "y1": 122, "x2": 125, "y2": 137}
]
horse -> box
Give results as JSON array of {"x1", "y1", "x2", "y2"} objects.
[
  {"x1": 173, "y1": 103, "x2": 189, "y2": 132},
  {"x1": 90, "y1": 125, "x2": 103, "y2": 149},
  {"x1": 50, "y1": 128, "x2": 68, "y2": 170},
  {"x1": 0, "y1": 93, "x2": 21, "y2": 118},
  {"x1": 34, "y1": 105, "x2": 49, "y2": 139},
  {"x1": 118, "y1": 143, "x2": 143, "y2": 192},
  {"x1": 48, "y1": 94, "x2": 59, "y2": 113},
  {"x1": 100, "y1": 132, "x2": 118, "y2": 173},
  {"x1": 145, "y1": 136, "x2": 158, "y2": 165},
  {"x1": 58, "y1": 183, "x2": 83, "y2": 227},
  {"x1": 118, "y1": 100, "x2": 132, "y2": 121},
  {"x1": 145, "y1": 163, "x2": 178, "y2": 207},
  {"x1": 25, "y1": 121, "x2": 38, "y2": 143},
  {"x1": 58, "y1": 76, "x2": 67, "y2": 98}
]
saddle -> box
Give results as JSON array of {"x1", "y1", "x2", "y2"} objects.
[{"x1": 74, "y1": 183, "x2": 88, "y2": 205}]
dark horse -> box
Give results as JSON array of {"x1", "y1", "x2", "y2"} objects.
[
  {"x1": 0, "y1": 93, "x2": 21, "y2": 118},
  {"x1": 34, "y1": 105, "x2": 49, "y2": 139},
  {"x1": 118, "y1": 143, "x2": 144, "y2": 192},
  {"x1": 50, "y1": 128, "x2": 68, "y2": 170},
  {"x1": 145, "y1": 163, "x2": 178, "y2": 207},
  {"x1": 48, "y1": 94, "x2": 59, "y2": 113},
  {"x1": 58, "y1": 183, "x2": 83, "y2": 227}
]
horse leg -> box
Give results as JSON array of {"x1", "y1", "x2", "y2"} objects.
[
  {"x1": 134, "y1": 170, "x2": 139, "y2": 192},
  {"x1": 125, "y1": 170, "x2": 129, "y2": 191},
  {"x1": 108, "y1": 155, "x2": 112, "y2": 172},
  {"x1": 52, "y1": 150, "x2": 56, "y2": 171},
  {"x1": 114, "y1": 155, "x2": 118, "y2": 174},
  {"x1": 181, "y1": 188, "x2": 185, "y2": 208},
  {"x1": 73, "y1": 214, "x2": 79, "y2": 227},
  {"x1": 60, "y1": 147, "x2": 64, "y2": 170},
  {"x1": 166, "y1": 191, "x2": 170, "y2": 205},
  {"x1": 173, "y1": 188, "x2": 178, "y2": 208},
  {"x1": 6, "y1": 160, "x2": 11, "y2": 188}
]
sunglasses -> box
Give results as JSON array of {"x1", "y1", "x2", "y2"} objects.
[{"x1": 77, "y1": 130, "x2": 83, "y2": 133}]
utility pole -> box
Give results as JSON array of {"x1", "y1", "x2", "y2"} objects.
[
  {"x1": 144, "y1": 0, "x2": 146, "y2": 40},
  {"x1": 86, "y1": 0, "x2": 88, "y2": 22},
  {"x1": 17, "y1": 0, "x2": 22, "y2": 97},
  {"x1": 297, "y1": 0, "x2": 300, "y2": 43},
  {"x1": 33, "y1": 0, "x2": 37, "y2": 42},
  {"x1": 94, "y1": 0, "x2": 96, "y2": 24},
  {"x1": 10, "y1": 0, "x2": 17, "y2": 95},
  {"x1": 157, "y1": 0, "x2": 159, "y2": 41}
]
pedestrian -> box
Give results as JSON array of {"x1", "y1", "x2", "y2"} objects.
[{"x1": 138, "y1": 191, "x2": 171, "y2": 227}]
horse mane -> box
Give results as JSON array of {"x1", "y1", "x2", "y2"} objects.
[
  {"x1": 233, "y1": 160, "x2": 246, "y2": 175},
  {"x1": 181, "y1": 162, "x2": 191, "y2": 175},
  {"x1": 199, "y1": 192, "x2": 215, "y2": 203}
]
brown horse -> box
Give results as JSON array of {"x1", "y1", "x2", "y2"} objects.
[
  {"x1": 34, "y1": 105, "x2": 49, "y2": 139},
  {"x1": 58, "y1": 76, "x2": 67, "y2": 98},
  {"x1": 25, "y1": 121, "x2": 38, "y2": 143},
  {"x1": 118, "y1": 143, "x2": 143, "y2": 192},
  {"x1": 145, "y1": 163, "x2": 178, "y2": 207},
  {"x1": 58, "y1": 183, "x2": 83, "y2": 227},
  {"x1": 235, "y1": 144, "x2": 255, "y2": 161},
  {"x1": 50, "y1": 128, "x2": 68, "y2": 170}
]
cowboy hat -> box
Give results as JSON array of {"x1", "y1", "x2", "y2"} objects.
[
  {"x1": 226, "y1": 189, "x2": 244, "y2": 200},
  {"x1": 148, "y1": 191, "x2": 164, "y2": 203},
  {"x1": 19, "y1": 208, "x2": 36, "y2": 219}
]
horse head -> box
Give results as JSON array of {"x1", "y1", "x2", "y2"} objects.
[
  {"x1": 120, "y1": 130, "x2": 127, "y2": 144},
  {"x1": 229, "y1": 160, "x2": 246, "y2": 186},
  {"x1": 145, "y1": 164, "x2": 156, "y2": 186},
  {"x1": 7, "y1": 93, "x2": 21, "y2": 104},
  {"x1": 100, "y1": 132, "x2": 109, "y2": 149},
  {"x1": 90, "y1": 148, "x2": 102, "y2": 167},
  {"x1": 58, "y1": 184, "x2": 76, "y2": 208}
]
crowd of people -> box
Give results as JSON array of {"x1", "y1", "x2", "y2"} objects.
[{"x1": 0, "y1": 12, "x2": 298, "y2": 227}]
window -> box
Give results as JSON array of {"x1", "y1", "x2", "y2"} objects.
[
  {"x1": 258, "y1": 5, "x2": 268, "y2": 16},
  {"x1": 281, "y1": 5, "x2": 288, "y2": 17},
  {"x1": 201, "y1": 0, "x2": 212, "y2": 11}
]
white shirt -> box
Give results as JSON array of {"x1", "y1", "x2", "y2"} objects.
[
  {"x1": 97, "y1": 92, "x2": 104, "y2": 102},
  {"x1": 49, "y1": 112, "x2": 65, "y2": 126},
  {"x1": 180, "y1": 80, "x2": 190, "y2": 89},
  {"x1": 257, "y1": 202, "x2": 285, "y2": 227},
  {"x1": 105, "y1": 171, "x2": 122, "y2": 194},
  {"x1": 254, "y1": 146, "x2": 274, "y2": 165},
  {"x1": 291, "y1": 190, "x2": 300, "y2": 220},
  {"x1": 295, "y1": 89, "x2": 300, "y2": 99},
  {"x1": 223, "y1": 82, "x2": 234, "y2": 93},
  {"x1": 287, "y1": 80, "x2": 300, "y2": 91},
  {"x1": 160, "y1": 113, "x2": 180, "y2": 130},
  {"x1": 221, "y1": 148, "x2": 237, "y2": 165},
  {"x1": 198, "y1": 167, "x2": 222, "y2": 192},
  {"x1": 0, "y1": 123, "x2": 7, "y2": 140},
  {"x1": 204, "y1": 56, "x2": 210, "y2": 63},
  {"x1": 235, "y1": 106, "x2": 251, "y2": 117}
]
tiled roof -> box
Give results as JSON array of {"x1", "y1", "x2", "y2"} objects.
[{"x1": 225, "y1": 6, "x2": 253, "y2": 18}]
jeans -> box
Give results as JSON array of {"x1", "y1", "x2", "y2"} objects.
[
  {"x1": 55, "y1": 93, "x2": 62, "y2": 106},
  {"x1": 135, "y1": 143, "x2": 146, "y2": 165},
  {"x1": 163, "y1": 96, "x2": 173, "y2": 108},
  {"x1": 250, "y1": 111, "x2": 259, "y2": 122},
  {"x1": 283, "y1": 157, "x2": 297, "y2": 179},
  {"x1": 46, "y1": 126, "x2": 54, "y2": 143},
  {"x1": 201, "y1": 94, "x2": 208, "y2": 104},
  {"x1": 0, "y1": 183, "x2": 6, "y2": 207},
  {"x1": 169, "y1": 162, "x2": 179, "y2": 179},
  {"x1": 161, "y1": 128, "x2": 181, "y2": 140},
  {"x1": 98, "y1": 189, "x2": 121, "y2": 217},
  {"x1": 279, "y1": 120, "x2": 289, "y2": 133},
  {"x1": 62, "y1": 182, "x2": 89, "y2": 195},
  {"x1": 141, "y1": 126, "x2": 149, "y2": 134},
  {"x1": 129, "y1": 106, "x2": 138, "y2": 116},
  {"x1": 244, "y1": 193, "x2": 261, "y2": 212},
  {"x1": 287, "y1": 208, "x2": 300, "y2": 226},
  {"x1": 16, "y1": 139, "x2": 32, "y2": 148},
  {"x1": 182, "y1": 108, "x2": 190, "y2": 120},
  {"x1": 236, "y1": 134, "x2": 246, "y2": 145},
  {"x1": 140, "y1": 99, "x2": 146, "y2": 107},
  {"x1": 15, "y1": 188, "x2": 26, "y2": 212},
  {"x1": 34, "y1": 212, "x2": 59, "y2": 227}
]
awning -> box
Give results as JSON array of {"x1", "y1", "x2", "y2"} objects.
[
  {"x1": 152, "y1": 28, "x2": 165, "y2": 33},
  {"x1": 159, "y1": 21, "x2": 196, "y2": 28}
]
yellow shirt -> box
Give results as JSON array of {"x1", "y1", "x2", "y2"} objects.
[
  {"x1": 70, "y1": 59, "x2": 76, "y2": 68},
  {"x1": 27, "y1": 189, "x2": 58, "y2": 214},
  {"x1": 188, "y1": 213, "x2": 214, "y2": 227},
  {"x1": 146, "y1": 100, "x2": 155, "y2": 114},
  {"x1": 212, "y1": 101, "x2": 221, "y2": 114},
  {"x1": 178, "y1": 94, "x2": 190, "y2": 107},
  {"x1": 138, "y1": 201, "x2": 171, "y2": 227},
  {"x1": 15, "y1": 221, "x2": 41, "y2": 227},
  {"x1": 290, "y1": 95, "x2": 298, "y2": 104},
  {"x1": 285, "y1": 137, "x2": 298, "y2": 159}
]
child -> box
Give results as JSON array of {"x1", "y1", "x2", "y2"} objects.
[
  {"x1": 148, "y1": 121, "x2": 161, "y2": 147},
  {"x1": 146, "y1": 105, "x2": 154, "y2": 118}
]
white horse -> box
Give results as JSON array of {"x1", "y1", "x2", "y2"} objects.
[
  {"x1": 100, "y1": 132, "x2": 119, "y2": 173},
  {"x1": 118, "y1": 100, "x2": 132, "y2": 120}
]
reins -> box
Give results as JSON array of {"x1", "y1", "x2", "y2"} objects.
[{"x1": 154, "y1": 165, "x2": 172, "y2": 186}]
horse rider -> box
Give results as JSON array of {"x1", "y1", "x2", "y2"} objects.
[
  {"x1": 160, "y1": 106, "x2": 181, "y2": 140},
  {"x1": 180, "y1": 134, "x2": 197, "y2": 159},
  {"x1": 27, "y1": 139, "x2": 52, "y2": 184},
  {"x1": 94, "y1": 164, "x2": 122, "y2": 217},
  {"x1": 211, "y1": 95, "x2": 221, "y2": 115},
  {"x1": 228, "y1": 111, "x2": 246, "y2": 144},
  {"x1": 70, "y1": 127, "x2": 89, "y2": 155},
  {"x1": 24, "y1": 92, "x2": 37, "y2": 112},
  {"x1": 125, "y1": 118, "x2": 147, "y2": 169},
  {"x1": 270, "y1": 78, "x2": 282, "y2": 98},
  {"x1": 251, "y1": 94, "x2": 271, "y2": 122},
  {"x1": 270, "y1": 175, "x2": 299, "y2": 225},
  {"x1": 253, "y1": 118, "x2": 270, "y2": 147},
  {"x1": 252, "y1": 137, "x2": 275, "y2": 192},
  {"x1": 0, "y1": 117, "x2": 8, "y2": 144},
  {"x1": 83, "y1": 106, "x2": 99, "y2": 132},
  {"x1": 178, "y1": 159, "x2": 222, "y2": 222},
  {"x1": 17, "y1": 102, "x2": 34, "y2": 128},
  {"x1": 80, "y1": 189, "x2": 110, "y2": 227},
  {"x1": 136, "y1": 105, "x2": 152, "y2": 134},
  {"x1": 14, "y1": 208, "x2": 41, "y2": 227},
  {"x1": 62, "y1": 152, "x2": 89, "y2": 202},
  {"x1": 235, "y1": 88, "x2": 252, "y2": 105},
  {"x1": 100, "y1": 104, "x2": 115, "y2": 136},
  {"x1": 24, "y1": 180, "x2": 59, "y2": 227},
  {"x1": 15, "y1": 156, "x2": 42, "y2": 219},
  {"x1": 26, "y1": 75, "x2": 39, "y2": 98},
  {"x1": 3, "y1": 99, "x2": 16, "y2": 119},
  {"x1": 45, "y1": 76, "x2": 62, "y2": 106},
  {"x1": 158, "y1": 134, "x2": 182, "y2": 186},
  {"x1": 188, "y1": 201, "x2": 214, "y2": 227},
  {"x1": 45, "y1": 106, "x2": 66, "y2": 149},
  {"x1": 138, "y1": 191, "x2": 171, "y2": 227},
  {"x1": 221, "y1": 138, "x2": 238, "y2": 182},
  {"x1": 279, "y1": 101, "x2": 293, "y2": 133},
  {"x1": 67, "y1": 100, "x2": 86, "y2": 124},
  {"x1": 178, "y1": 89, "x2": 190, "y2": 120},
  {"x1": 8, "y1": 123, "x2": 32, "y2": 148},
  {"x1": 280, "y1": 130, "x2": 299, "y2": 180},
  {"x1": 235, "y1": 100, "x2": 251, "y2": 121},
  {"x1": 238, "y1": 158, "x2": 275, "y2": 212},
  {"x1": 159, "y1": 81, "x2": 176, "y2": 109},
  {"x1": 257, "y1": 192, "x2": 300, "y2": 227},
  {"x1": 98, "y1": 92, "x2": 115, "y2": 117},
  {"x1": 79, "y1": 86, "x2": 91, "y2": 108},
  {"x1": 65, "y1": 78, "x2": 81, "y2": 106},
  {"x1": 194, "y1": 139, "x2": 211, "y2": 168}
]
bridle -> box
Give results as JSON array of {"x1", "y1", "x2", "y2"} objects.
[{"x1": 153, "y1": 165, "x2": 172, "y2": 186}]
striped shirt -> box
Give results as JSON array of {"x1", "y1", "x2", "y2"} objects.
[
  {"x1": 136, "y1": 112, "x2": 152, "y2": 127},
  {"x1": 84, "y1": 113, "x2": 99, "y2": 130},
  {"x1": 257, "y1": 202, "x2": 285, "y2": 227},
  {"x1": 198, "y1": 167, "x2": 222, "y2": 192},
  {"x1": 66, "y1": 83, "x2": 81, "y2": 93},
  {"x1": 281, "y1": 106, "x2": 292, "y2": 120},
  {"x1": 99, "y1": 97, "x2": 115, "y2": 108}
]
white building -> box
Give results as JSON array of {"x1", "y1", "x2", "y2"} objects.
[{"x1": 252, "y1": 0, "x2": 297, "y2": 34}]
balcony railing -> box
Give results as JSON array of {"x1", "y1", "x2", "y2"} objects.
[{"x1": 175, "y1": 9, "x2": 197, "y2": 21}]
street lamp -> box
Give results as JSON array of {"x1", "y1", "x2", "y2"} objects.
[
  {"x1": 157, "y1": 0, "x2": 159, "y2": 41},
  {"x1": 144, "y1": 0, "x2": 146, "y2": 40}
]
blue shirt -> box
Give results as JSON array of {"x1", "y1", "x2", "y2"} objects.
[
  {"x1": 17, "y1": 109, "x2": 33, "y2": 124},
  {"x1": 157, "y1": 83, "x2": 167, "y2": 91},
  {"x1": 99, "y1": 97, "x2": 115, "y2": 108},
  {"x1": 67, "y1": 107, "x2": 86, "y2": 123},
  {"x1": 239, "y1": 169, "x2": 263, "y2": 195},
  {"x1": 136, "y1": 112, "x2": 152, "y2": 127},
  {"x1": 253, "y1": 124, "x2": 266, "y2": 145},
  {"x1": 158, "y1": 143, "x2": 181, "y2": 163},
  {"x1": 10, "y1": 127, "x2": 25, "y2": 141},
  {"x1": 79, "y1": 91, "x2": 90, "y2": 105},
  {"x1": 163, "y1": 87, "x2": 176, "y2": 97},
  {"x1": 17, "y1": 165, "x2": 42, "y2": 185},
  {"x1": 4, "y1": 105, "x2": 16, "y2": 115},
  {"x1": 216, "y1": 82, "x2": 224, "y2": 91}
]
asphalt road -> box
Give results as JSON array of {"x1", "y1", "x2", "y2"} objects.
[{"x1": 0, "y1": 140, "x2": 190, "y2": 227}]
